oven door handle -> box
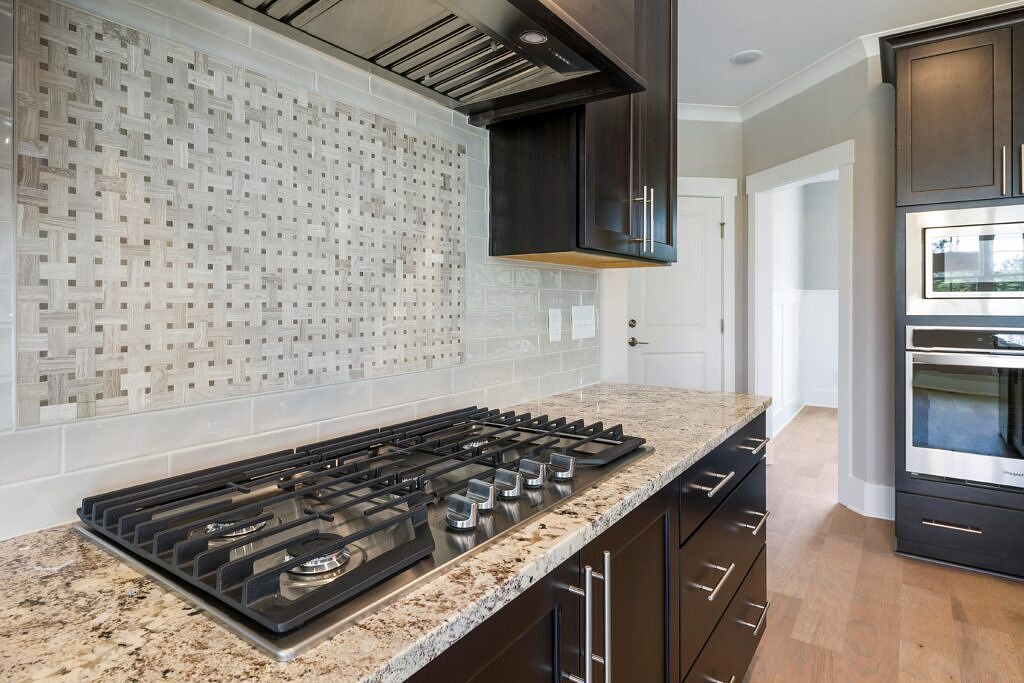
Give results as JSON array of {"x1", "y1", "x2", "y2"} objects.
[{"x1": 911, "y1": 352, "x2": 1024, "y2": 369}]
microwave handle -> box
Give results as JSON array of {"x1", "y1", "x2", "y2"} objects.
[{"x1": 912, "y1": 352, "x2": 1024, "y2": 369}]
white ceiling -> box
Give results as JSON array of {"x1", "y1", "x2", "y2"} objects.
[{"x1": 678, "y1": 0, "x2": 1022, "y2": 107}]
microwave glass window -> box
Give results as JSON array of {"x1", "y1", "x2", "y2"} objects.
[
  {"x1": 928, "y1": 230, "x2": 1024, "y2": 293},
  {"x1": 912, "y1": 363, "x2": 1024, "y2": 459}
]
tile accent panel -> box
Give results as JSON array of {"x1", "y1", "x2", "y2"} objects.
[
  {"x1": 0, "y1": 0, "x2": 601, "y2": 539},
  {"x1": 15, "y1": 0, "x2": 466, "y2": 425}
]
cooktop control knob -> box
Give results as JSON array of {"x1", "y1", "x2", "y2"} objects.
[
  {"x1": 446, "y1": 493, "x2": 479, "y2": 531},
  {"x1": 466, "y1": 478, "x2": 496, "y2": 511},
  {"x1": 519, "y1": 458, "x2": 548, "y2": 488},
  {"x1": 494, "y1": 468, "x2": 523, "y2": 499},
  {"x1": 549, "y1": 453, "x2": 576, "y2": 482}
]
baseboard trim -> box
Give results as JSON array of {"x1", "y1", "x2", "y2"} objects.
[{"x1": 840, "y1": 481, "x2": 895, "y2": 520}]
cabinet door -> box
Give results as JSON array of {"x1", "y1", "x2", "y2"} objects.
[
  {"x1": 407, "y1": 554, "x2": 582, "y2": 683},
  {"x1": 580, "y1": 94, "x2": 642, "y2": 257},
  {"x1": 582, "y1": 484, "x2": 678, "y2": 683},
  {"x1": 637, "y1": 0, "x2": 677, "y2": 262},
  {"x1": 896, "y1": 29, "x2": 1012, "y2": 206}
]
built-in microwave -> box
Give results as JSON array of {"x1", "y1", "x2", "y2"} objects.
[
  {"x1": 906, "y1": 327, "x2": 1024, "y2": 489},
  {"x1": 906, "y1": 205, "x2": 1024, "y2": 316}
]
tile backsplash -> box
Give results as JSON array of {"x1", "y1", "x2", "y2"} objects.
[
  {"x1": 0, "y1": 0, "x2": 600, "y2": 539},
  {"x1": 16, "y1": 0, "x2": 466, "y2": 425}
]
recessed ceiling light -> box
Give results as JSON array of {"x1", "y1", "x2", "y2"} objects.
[
  {"x1": 730, "y1": 49, "x2": 764, "y2": 65},
  {"x1": 519, "y1": 30, "x2": 548, "y2": 45}
]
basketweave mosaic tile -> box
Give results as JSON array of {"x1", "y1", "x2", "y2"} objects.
[{"x1": 14, "y1": 0, "x2": 466, "y2": 426}]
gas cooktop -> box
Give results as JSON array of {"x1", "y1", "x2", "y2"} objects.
[{"x1": 76, "y1": 406, "x2": 650, "y2": 660}]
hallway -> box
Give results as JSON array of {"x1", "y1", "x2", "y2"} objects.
[{"x1": 746, "y1": 407, "x2": 1024, "y2": 682}]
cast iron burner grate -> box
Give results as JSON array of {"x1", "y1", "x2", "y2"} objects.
[{"x1": 77, "y1": 406, "x2": 645, "y2": 636}]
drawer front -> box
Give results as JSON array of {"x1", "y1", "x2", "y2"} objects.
[
  {"x1": 896, "y1": 492, "x2": 1024, "y2": 577},
  {"x1": 680, "y1": 412, "x2": 767, "y2": 544},
  {"x1": 684, "y1": 546, "x2": 768, "y2": 683},
  {"x1": 680, "y1": 461, "x2": 767, "y2": 674}
]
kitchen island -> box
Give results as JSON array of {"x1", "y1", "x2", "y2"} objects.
[{"x1": 0, "y1": 384, "x2": 769, "y2": 682}]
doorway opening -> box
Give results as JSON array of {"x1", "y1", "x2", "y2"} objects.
[
  {"x1": 747, "y1": 140, "x2": 856, "y2": 511},
  {"x1": 765, "y1": 171, "x2": 839, "y2": 433}
]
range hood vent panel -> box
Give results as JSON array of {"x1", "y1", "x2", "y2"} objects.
[{"x1": 222, "y1": 0, "x2": 643, "y2": 126}]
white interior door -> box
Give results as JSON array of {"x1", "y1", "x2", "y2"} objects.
[{"x1": 626, "y1": 196, "x2": 724, "y2": 390}]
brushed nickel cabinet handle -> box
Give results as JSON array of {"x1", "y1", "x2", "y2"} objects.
[
  {"x1": 634, "y1": 185, "x2": 648, "y2": 253},
  {"x1": 648, "y1": 186, "x2": 654, "y2": 252},
  {"x1": 696, "y1": 562, "x2": 736, "y2": 602},
  {"x1": 738, "y1": 437, "x2": 769, "y2": 457},
  {"x1": 705, "y1": 676, "x2": 736, "y2": 683},
  {"x1": 589, "y1": 551, "x2": 611, "y2": 683},
  {"x1": 1020, "y1": 143, "x2": 1023, "y2": 194},
  {"x1": 1003, "y1": 145, "x2": 1008, "y2": 195},
  {"x1": 739, "y1": 601, "x2": 771, "y2": 636},
  {"x1": 738, "y1": 510, "x2": 770, "y2": 536},
  {"x1": 692, "y1": 470, "x2": 735, "y2": 498},
  {"x1": 564, "y1": 567, "x2": 594, "y2": 683},
  {"x1": 922, "y1": 519, "x2": 982, "y2": 535}
]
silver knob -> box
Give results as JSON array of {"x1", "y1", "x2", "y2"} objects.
[
  {"x1": 494, "y1": 469, "x2": 523, "y2": 499},
  {"x1": 446, "y1": 493, "x2": 479, "y2": 531},
  {"x1": 519, "y1": 459, "x2": 547, "y2": 488},
  {"x1": 466, "y1": 478, "x2": 496, "y2": 512},
  {"x1": 549, "y1": 453, "x2": 576, "y2": 482}
]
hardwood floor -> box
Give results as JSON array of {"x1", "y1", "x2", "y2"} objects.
[{"x1": 745, "y1": 406, "x2": 1024, "y2": 683}]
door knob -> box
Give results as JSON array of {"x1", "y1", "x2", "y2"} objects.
[
  {"x1": 627, "y1": 319, "x2": 637, "y2": 328},
  {"x1": 627, "y1": 337, "x2": 649, "y2": 347}
]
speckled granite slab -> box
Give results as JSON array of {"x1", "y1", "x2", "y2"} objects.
[{"x1": 0, "y1": 384, "x2": 769, "y2": 682}]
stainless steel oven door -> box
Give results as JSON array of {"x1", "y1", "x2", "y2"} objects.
[
  {"x1": 906, "y1": 204, "x2": 1024, "y2": 316},
  {"x1": 907, "y1": 351, "x2": 1024, "y2": 488}
]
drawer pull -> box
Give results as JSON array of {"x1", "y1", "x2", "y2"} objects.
[
  {"x1": 737, "y1": 510, "x2": 770, "y2": 536},
  {"x1": 704, "y1": 675, "x2": 736, "y2": 683},
  {"x1": 696, "y1": 562, "x2": 736, "y2": 602},
  {"x1": 692, "y1": 471, "x2": 736, "y2": 498},
  {"x1": 738, "y1": 437, "x2": 769, "y2": 457},
  {"x1": 922, "y1": 519, "x2": 982, "y2": 535},
  {"x1": 738, "y1": 601, "x2": 770, "y2": 637}
]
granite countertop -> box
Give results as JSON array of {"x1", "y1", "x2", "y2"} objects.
[{"x1": 0, "y1": 383, "x2": 769, "y2": 682}]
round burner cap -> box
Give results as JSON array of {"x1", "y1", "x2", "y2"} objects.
[{"x1": 285, "y1": 534, "x2": 349, "y2": 576}]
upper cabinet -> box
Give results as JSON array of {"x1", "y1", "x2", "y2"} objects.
[
  {"x1": 882, "y1": 12, "x2": 1024, "y2": 206},
  {"x1": 489, "y1": 0, "x2": 677, "y2": 267}
]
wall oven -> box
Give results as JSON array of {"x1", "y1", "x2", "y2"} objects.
[
  {"x1": 906, "y1": 327, "x2": 1024, "y2": 489},
  {"x1": 906, "y1": 204, "x2": 1024, "y2": 316}
]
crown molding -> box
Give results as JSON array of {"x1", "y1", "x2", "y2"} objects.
[
  {"x1": 681, "y1": 0, "x2": 1024, "y2": 125},
  {"x1": 676, "y1": 103, "x2": 743, "y2": 123}
]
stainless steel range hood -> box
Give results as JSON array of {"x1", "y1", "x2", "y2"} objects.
[{"x1": 206, "y1": 0, "x2": 644, "y2": 126}]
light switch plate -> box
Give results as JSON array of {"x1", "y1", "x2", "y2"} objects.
[
  {"x1": 548, "y1": 308, "x2": 562, "y2": 342},
  {"x1": 571, "y1": 305, "x2": 595, "y2": 340}
]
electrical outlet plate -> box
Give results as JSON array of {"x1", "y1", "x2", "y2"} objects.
[
  {"x1": 571, "y1": 305, "x2": 595, "y2": 340},
  {"x1": 548, "y1": 309, "x2": 562, "y2": 342}
]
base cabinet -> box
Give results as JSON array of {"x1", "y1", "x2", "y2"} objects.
[{"x1": 407, "y1": 411, "x2": 767, "y2": 683}]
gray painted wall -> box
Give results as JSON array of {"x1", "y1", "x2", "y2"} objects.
[
  {"x1": 743, "y1": 57, "x2": 895, "y2": 487},
  {"x1": 801, "y1": 181, "x2": 839, "y2": 291}
]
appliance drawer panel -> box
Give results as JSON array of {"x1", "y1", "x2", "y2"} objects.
[
  {"x1": 684, "y1": 546, "x2": 767, "y2": 683},
  {"x1": 680, "y1": 412, "x2": 767, "y2": 544},
  {"x1": 680, "y1": 461, "x2": 767, "y2": 674},
  {"x1": 896, "y1": 491, "x2": 1024, "y2": 577}
]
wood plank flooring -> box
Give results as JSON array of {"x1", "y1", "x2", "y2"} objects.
[{"x1": 745, "y1": 406, "x2": 1024, "y2": 682}]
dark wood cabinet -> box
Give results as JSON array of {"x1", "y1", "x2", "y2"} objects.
[
  {"x1": 408, "y1": 553, "x2": 582, "y2": 683},
  {"x1": 582, "y1": 482, "x2": 678, "y2": 683},
  {"x1": 889, "y1": 27, "x2": 1014, "y2": 205},
  {"x1": 489, "y1": 0, "x2": 676, "y2": 267}
]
